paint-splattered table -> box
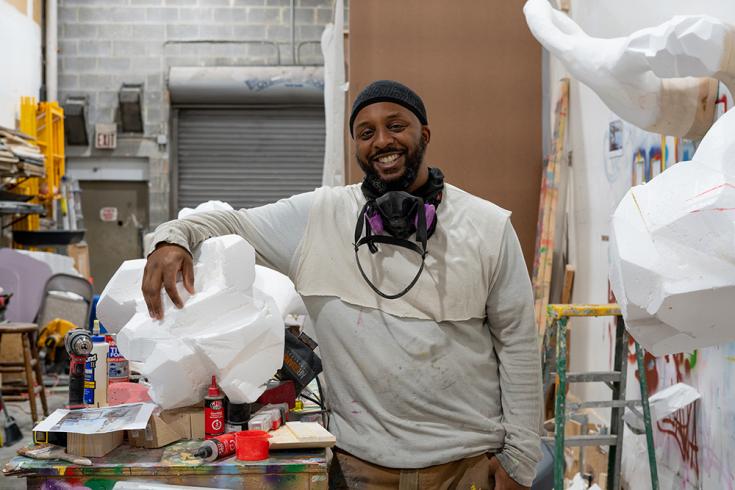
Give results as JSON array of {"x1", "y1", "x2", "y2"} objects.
[{"x1": 3, "y1": 440, "x2": 328, "y2": 489}]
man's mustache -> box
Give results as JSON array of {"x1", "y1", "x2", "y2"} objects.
[{"x1": 370, "y1": 146, "x2": 405, "y2": 161}]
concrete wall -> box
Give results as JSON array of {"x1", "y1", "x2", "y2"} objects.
[
  {"x1": 0, "y1": 0, "x2": 42, "y2": 128},
  {"x1": 57, "y1": 0, "x2": 341, "y2": 227},
  {"x1": 548, "y1": 1, "x2": 735, "y2": 488}
]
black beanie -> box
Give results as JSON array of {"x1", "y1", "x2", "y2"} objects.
[{"x1": 349, "y1": 80, "x2": 428, "y2": 137}]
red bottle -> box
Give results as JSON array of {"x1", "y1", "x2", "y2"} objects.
[{"x1": 204, "y1": 376, "x2": 225, "y2": 440}]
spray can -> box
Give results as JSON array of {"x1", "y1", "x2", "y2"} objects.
[
  {"x1": 84, "y1": 321, "x2": 109, "y2": 407},
  {"x1": 194, "y1": 432, "x2": 237, "y2": 462},
  {"x1": 204, "y1": 376, "x2": 225, "y2": 439},
  {"x1": 105, "y1": 334, "x2": 129, "y2": 384}
]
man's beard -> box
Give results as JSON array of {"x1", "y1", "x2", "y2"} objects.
[{"x1": 356, "y1": 138, "x2": 427, "y2": 195}]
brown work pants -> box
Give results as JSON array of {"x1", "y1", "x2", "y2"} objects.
[{"x1": 328, "y1": 448, "x2": 495, "y2": 490}]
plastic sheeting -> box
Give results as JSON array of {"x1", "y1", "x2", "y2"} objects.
[{"x1": 320, "y1": 0, "x2": 346, "y2": 187}]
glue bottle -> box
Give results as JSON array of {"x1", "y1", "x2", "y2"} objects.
[
  {"x1": 105, "y1": 333, "x2": 129, "y2": 384},
  {"x1": 194, "y1": 432, "x2": 236, "y2": 462},
  {"x1": 204, "y1": 376, "x2": 225, "y2": 439},
  {"x1": 83, "y1": 320, "x2": 109, "y2": 407}
]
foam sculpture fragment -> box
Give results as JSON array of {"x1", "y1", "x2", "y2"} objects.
[
  {"x1": 609, "y1": 108, "x2": 735, "y2": 356},
  {"x1": 253, "y1": 265, "x2": 307, "y2": 321},
  {"x1": 177, "y1": 200, "x2": 234, "y2": 220},
  {"x1": 97, "y1": 235, "x2": 284, "y2": 409},
  {"x1": 524, "y1": 0, "x2": 735, "y2": 139}
]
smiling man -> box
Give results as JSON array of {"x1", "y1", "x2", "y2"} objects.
[{"x1": 143, "y1": 80, "x2": 542, "y2": 489}]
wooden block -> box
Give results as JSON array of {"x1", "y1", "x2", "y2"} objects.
[
  {"x1": 584, "y1": 445, "x2": 609, "y2": 487},
  {"x1": 128, "y1": 406, "x2": 204, "y2": 449},
  {"x1": 269, "y1": 422, "x2": 336, "y2": 449},
  {"x1": 66, "y1": 243, "x2": 91, "y2": 279},
  {"x1": 67, "y1": 431, "x2": 124, "y2": 457},
  {"x1": 564, "y1": 419, "x2": 582, "y2": 480}
]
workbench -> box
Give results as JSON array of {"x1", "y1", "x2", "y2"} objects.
[{"x1": 3, "y1": 440, "x2": 328, "y2": 489}]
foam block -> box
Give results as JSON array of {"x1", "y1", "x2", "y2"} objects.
[
  {"x1": 101, "y1": 235, "x2": 285, "y2": 409},
  {"x1": 97, "y1": 259, "x2": 146, "y2": 333},
  {"x1": 253, "y1": 265, "x2": 307, "y2": 320},
  {"x1": 524, "y1": 0, "x2": 735, "y2": 138},
  {"x1": 177, "y1": 200, "x2": 234, "y2": 219},
  {"x1": 610, "y1": 108, "x2": 735, "y2": 355}
]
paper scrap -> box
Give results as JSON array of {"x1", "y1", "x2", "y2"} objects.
[
  {"x1": 33, "y1": 403, "x2": 156, "y2": 434},
  {"x1": 624, "y1": 382, "x2": 700, "y2": 433}
]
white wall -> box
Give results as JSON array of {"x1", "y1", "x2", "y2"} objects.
[
  {"x1": 0, "y1": 1, "x2": 42, "y2": 128},
  {"x1": 548, "y1": 1, "x2": 735, "y2": 488}
]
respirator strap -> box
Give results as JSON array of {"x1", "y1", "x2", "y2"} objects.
[
  {"x1": 354, "y1": 235, "x2": 427, "y2": 299},
  {"x1": 353, "y1": 200, "x2": 428, "y2": 299}
]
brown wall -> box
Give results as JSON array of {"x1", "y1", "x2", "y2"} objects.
[{"x1": 348, "y1": 0, "x2": 542, "y2": 271}]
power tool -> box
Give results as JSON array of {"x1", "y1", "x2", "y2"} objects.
[
  {"x1": 38, "y1": 318, "x2": 77, "y2": 374},
  {"x1": 64, "y1": 329, "x2": 92, "y2": 409}
]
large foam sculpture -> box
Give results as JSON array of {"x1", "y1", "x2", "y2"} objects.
[
  {"x1": 609, "y1": 108, "x2": 735, "y2": 355},
  {"x1": 523, "y1": 0, "x2": 735, "y2": 139},
  {"x1": 524, "y1": 1, "x2": 735, "y2": 355},
  {"x1": 97, "y1": 235, "x2": 285, "y2": 409}
]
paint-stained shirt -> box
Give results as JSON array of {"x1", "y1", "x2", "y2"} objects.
[{"x1": 149, "y1": 187, "x2": 542, "y2": 487}]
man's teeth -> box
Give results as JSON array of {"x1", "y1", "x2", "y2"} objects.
[{"x1": 377, "y1": 153, "x2": 400, "y2": 164}]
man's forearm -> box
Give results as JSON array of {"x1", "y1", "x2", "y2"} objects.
[
  {"x1": 486, "y1": 223, "x2": 543, "y2": 487},
  {"x1": 148, "y1": 209, "x2": 250, "y2": 256},
  {"x1": 148, "y1": 192, "x2": 313, "y2": 276}
]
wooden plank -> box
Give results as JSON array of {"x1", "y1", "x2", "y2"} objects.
[
  {"x1": 269, "y1": 422, "x2": 336, "y2": 450},
  {"x1": 561, "y1": 265, "x2": 575, "y2": 304},
  {"x1": 561, "y1": 265, "x2": 575, "y2": 371},
  {"x1": 533, "y1": 79, "x2": 570, "y2": 334}
]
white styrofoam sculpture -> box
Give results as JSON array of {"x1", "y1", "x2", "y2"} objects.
[
  {"x1": 523, "y1": 0, "x2": 735, "y2": 139},
  {"x1": 253, "y1": 265, "x2": 307, "y2": 322},
  {"x1": 177, "y1": 200, "x2": 234, "y2": 219},
  {"x1": 97, "y1": 259, "x2": 146, "y2": 333},
  {"x1": 97, "y1": 235, "x2": 285, "y2": 409},
  {"x1": 609, "y1": 107, "x2": 735, "y2": 355}
]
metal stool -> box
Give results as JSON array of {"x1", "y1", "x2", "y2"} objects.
[{"x1": 0, "y1": 322, "x2": 48, "y2": 424}]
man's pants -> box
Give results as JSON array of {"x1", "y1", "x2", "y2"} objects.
[{"x1": 328, "y1": 448, "x2": 496, "y2": 490}]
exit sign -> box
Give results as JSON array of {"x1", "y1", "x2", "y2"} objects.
[{"x1": 95, "y1": 123, "x2": 117, "y2": 149}]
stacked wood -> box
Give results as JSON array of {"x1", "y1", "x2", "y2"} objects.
[
  {"x1": 0, "y1": 126, "x2": 45, "y2": 178},
  {"x1": 532, "y1": 78, "x2": 570, "y2": 335}
]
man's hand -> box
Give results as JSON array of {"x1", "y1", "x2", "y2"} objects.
[
  {"x1": 142, "y1": 243, "x2": 195, "y2": 319},
  {"x1": 489, "y1": 456, "x2": 529, "y2": 490}
]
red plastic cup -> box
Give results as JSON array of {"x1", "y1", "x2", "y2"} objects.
[{"x1": 235, "y1": 430, "x2": 271, "y2": 461}]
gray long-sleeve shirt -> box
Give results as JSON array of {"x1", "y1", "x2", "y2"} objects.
[{"x1": 150, "y1": 189, "x2": 542, "y2": 486}]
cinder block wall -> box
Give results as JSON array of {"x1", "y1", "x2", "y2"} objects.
[{"x1": 58, "y1": 0, "x2": 343, "y2": 226}]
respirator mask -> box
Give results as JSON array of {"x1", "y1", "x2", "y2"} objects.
[{"x1": 353, "y1": 168, "x2": 444, "y2": 299}]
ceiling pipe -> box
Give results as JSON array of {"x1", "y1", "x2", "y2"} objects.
[
  {"x1": 290, "y1": 0, "x2": 296, "y2": 65},
  {"x1": 45, "y1": 0, "x2": 58, "y2": 101}
]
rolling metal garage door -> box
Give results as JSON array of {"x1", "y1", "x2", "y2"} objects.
[{"x1": 175, "y1": 106, "x2": 325, "y2": 211}]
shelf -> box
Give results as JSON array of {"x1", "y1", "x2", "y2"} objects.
[
  {"x1": 0, "y1": 201, "x2": 45, "y2": 215},
  {"x1": 0, "y1": 190, "x2": 32, "y2": 202},
  {"x1": 12, "y1": 229, "x2": 85, "y2": 246}
]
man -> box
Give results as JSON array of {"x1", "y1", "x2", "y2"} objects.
[{"x1": 143, "y1": 80, "x2": 542, "y2": 489}]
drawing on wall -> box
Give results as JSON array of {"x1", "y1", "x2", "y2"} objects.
[{"x1": 608, "y1": 119, "x2": 623, "y2": 157}]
